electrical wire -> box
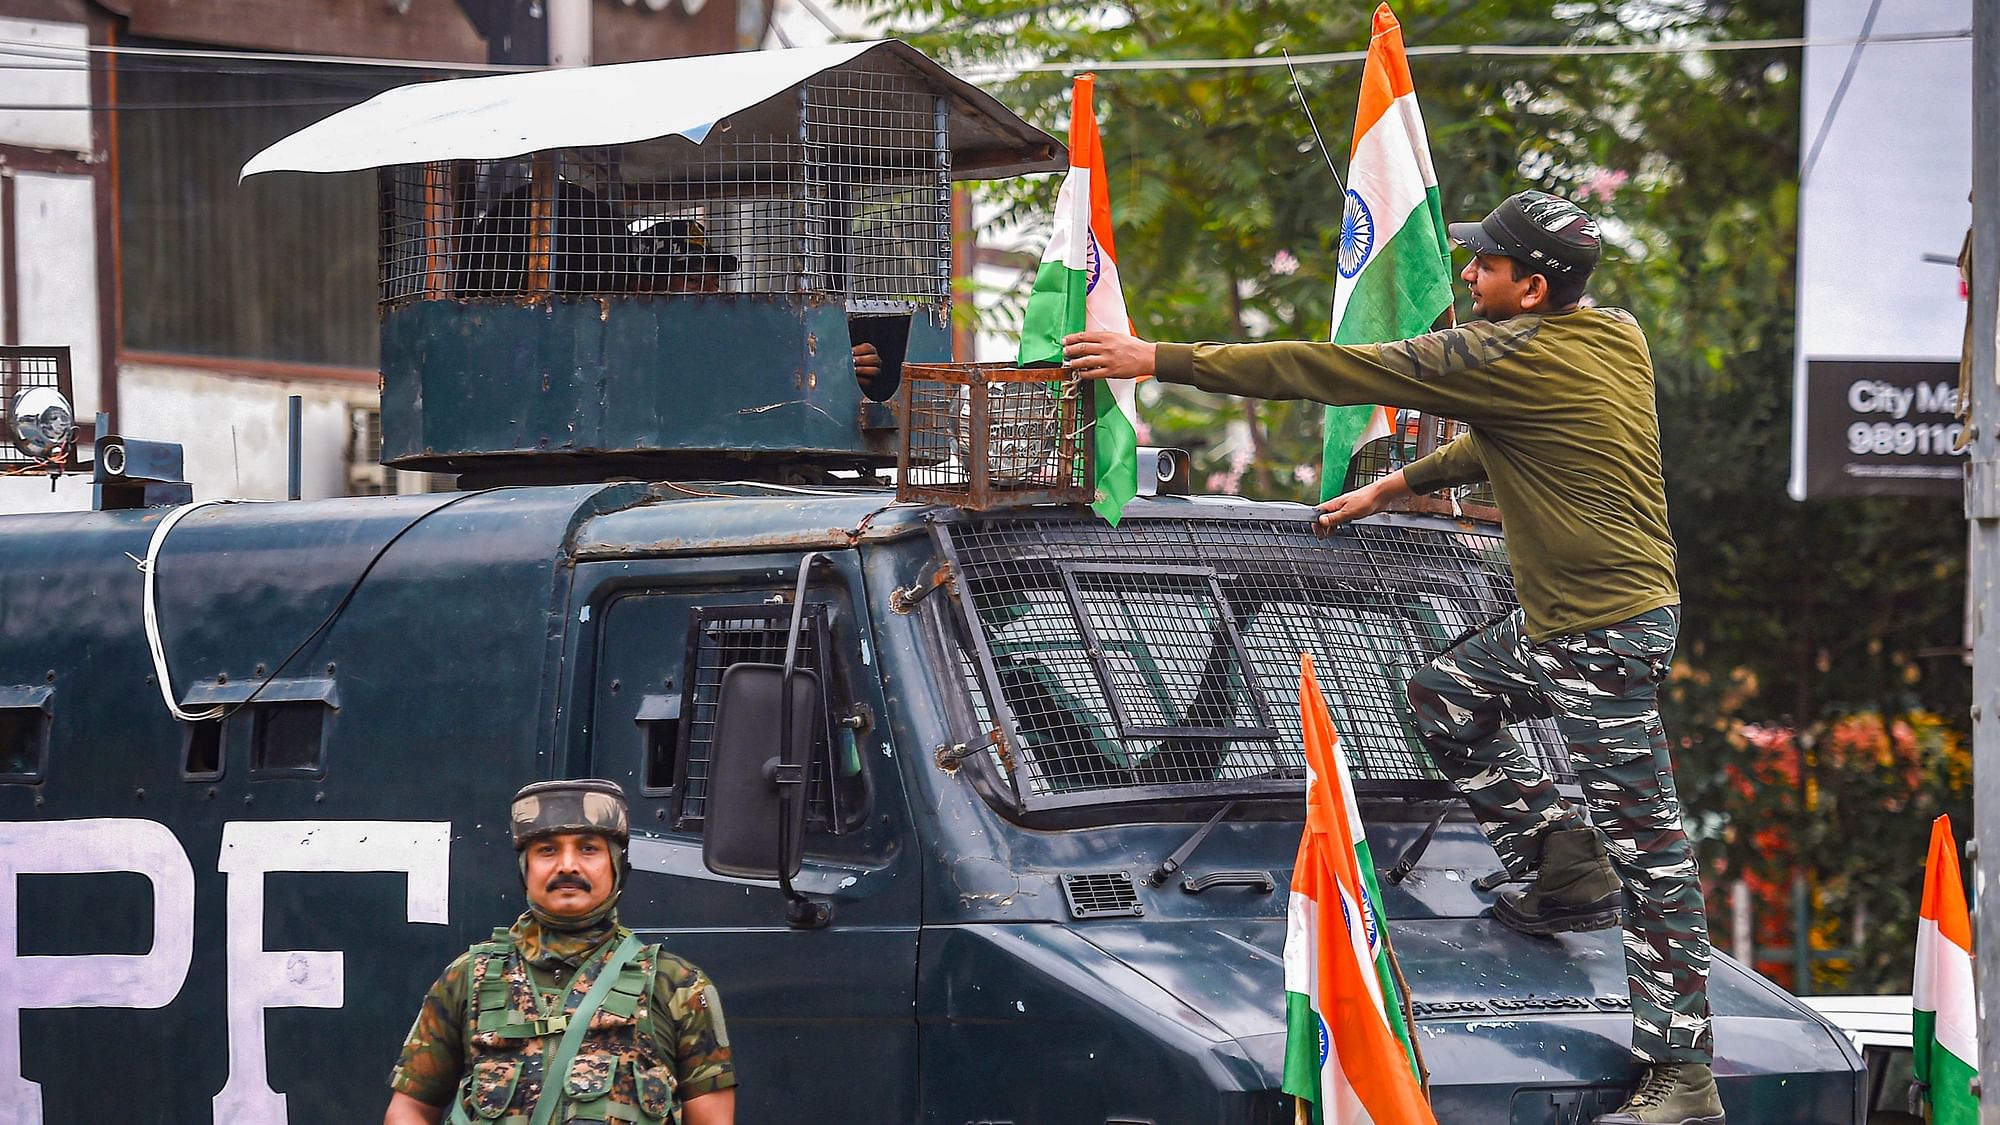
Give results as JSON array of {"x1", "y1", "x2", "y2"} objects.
[
  {"x1": 141, "y1": 489, "x2": 505, "y2": 724},
  {"x1": 957, "y1": 26, "x2": 1967, "y2": 78},
  {"x1": 0, "y1": 35, "x2": 531, "y2": 72}
]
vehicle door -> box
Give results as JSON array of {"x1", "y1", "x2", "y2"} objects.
[{"x1": 565, "y1": 549, "x2": 917, "y2": 1121}]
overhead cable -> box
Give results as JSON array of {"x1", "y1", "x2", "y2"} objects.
[
  {"x1": 958, "y1": 26, "x2": 1969, "y2": 78},
  {"x1": 0, "y1": 35, "x2": 532, "y2": 72}
]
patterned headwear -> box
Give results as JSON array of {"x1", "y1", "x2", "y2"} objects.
[
  {"x1": 510, "y1": 778, "x2": 630, "y2": 849},
  {"x1": 1447, "y1": 190, "x2": 1601, "y2": 280}
]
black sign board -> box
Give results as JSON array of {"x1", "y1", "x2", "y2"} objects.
[{"x1": 1797, "y1": 359, "x2": 1963, "y2": 499}]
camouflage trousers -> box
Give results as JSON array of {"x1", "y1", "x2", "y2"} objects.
[{"x1": 1406, "y1": 605, "x2": 1714, "y2": 1064}]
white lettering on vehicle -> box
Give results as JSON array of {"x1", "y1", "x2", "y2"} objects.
[
  {"x1": 0, "y1": 818, "x2": 450, "y2": 1125},
  {"x1": 0, "y1": 819, "x2": 195, "y2": 1125}
]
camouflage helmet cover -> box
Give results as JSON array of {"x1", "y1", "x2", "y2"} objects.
[{"x1": 510, "y1": 778, "x2": 630, "y2": 848}]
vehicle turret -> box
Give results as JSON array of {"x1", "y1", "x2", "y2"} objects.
[{"x1": 242, "y1": 42, "x2": 1064, "y2": 484}]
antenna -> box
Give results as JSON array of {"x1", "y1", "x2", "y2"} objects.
[{"x1": 1283, "y1": 49, "x2": 1347, "y2": 198}]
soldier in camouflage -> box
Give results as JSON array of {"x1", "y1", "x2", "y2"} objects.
[
  {"x1": 1065, "y1": 192, "x2": 1723, "y2": 1124},
  {"x1": 384, "y1": 779, "x2": 736, "y2": 1125}
]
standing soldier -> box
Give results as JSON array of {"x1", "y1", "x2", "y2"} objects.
[
  {"x1": 384, "y1": 779, "x2": 737, "y2": 1125},
  {"x1": 1063, "y1": 191, "x2": 1723, "y2": 1125}
]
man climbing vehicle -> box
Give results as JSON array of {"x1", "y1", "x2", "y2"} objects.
[{"x1": 1062, "y1": 190, "x2": 1723, "y2": 1125}]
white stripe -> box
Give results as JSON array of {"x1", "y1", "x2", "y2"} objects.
[
  {"x1": 1328, "y1": 90, "x2": 1439, "y2": 334},
  {"x1": 1915, "y1": 917, "x2": 1979, "y2": 1066},
  {"x1": 1284, "y1": 890, "x2": 1318, "y2": 991},
  {"x1": 1083, "y1": 244, "x2": 1138, "y2": 425},
  {"x1": 1040, "y1": 165, "x2": 1092, "y2": 270}
]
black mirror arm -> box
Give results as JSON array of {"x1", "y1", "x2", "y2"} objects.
[{"x1": 778, "y1": 553, "x2": 833, "y2": 930}]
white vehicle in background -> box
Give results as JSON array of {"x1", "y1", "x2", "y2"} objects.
[{"x1": 1802, "y1": 995, "x2": 1919, "y2": 1125}]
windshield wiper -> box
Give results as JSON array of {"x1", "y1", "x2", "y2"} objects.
[{"x1": 1146, "y1": 800, "x2": 1237, "y2": 887}]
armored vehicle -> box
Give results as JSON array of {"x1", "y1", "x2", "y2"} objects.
[{"x1": 0, "y1": 41, "x2": 1862, "y2": 1124}]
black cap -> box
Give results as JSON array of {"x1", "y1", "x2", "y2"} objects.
[{"x1": 1447, "y1": 190, "x2": 1601, "y2": 279}]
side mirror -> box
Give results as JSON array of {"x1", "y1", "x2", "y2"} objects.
[{"x1": 701, "y1": 662, "x2": 821, "y2": 881}]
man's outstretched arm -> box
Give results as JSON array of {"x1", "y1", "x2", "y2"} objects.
[{"x1": 1062, "y1": 326, "x2": 1525, "y2": 426}]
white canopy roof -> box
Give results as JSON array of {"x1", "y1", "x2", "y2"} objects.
[{"x1": 241, "y1": 40, "x2": 1063, "y2": 181}]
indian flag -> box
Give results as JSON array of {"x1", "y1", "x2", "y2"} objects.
[
  {"x1": 1317, "y1": 3, "x2": 1454, "y2": 501},
  {"x1": 1913, "y1": 814, "x2": 1977, "y2": 1125},
  {"x1": 1018, "y1": 72, "x2": 1140, "y2": 526},
  {"x1": 1283, "y1": 653, "x2": 1434, "y2": 1124}
]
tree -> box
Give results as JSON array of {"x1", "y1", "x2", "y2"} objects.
[{"x1": 870, "y1": 0, "x2": 1972, "y2": 989}]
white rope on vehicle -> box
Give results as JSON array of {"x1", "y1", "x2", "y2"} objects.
[{"x1": 137, "y1": 498, "x2": 276, "y2": 722}]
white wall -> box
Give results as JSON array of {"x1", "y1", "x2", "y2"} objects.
[
  {"x1": 0, "y1": 18, "x2": 91, "y2": 154},
  {"x1": 119, "y1": 364, "x2": 366, "y2": 502},
  {"x1": 14, "y1": 172, "x2": 101, "y2": 420},
  {"x1": 0, "y1": 363, "x2": 370, "y2": 513}
]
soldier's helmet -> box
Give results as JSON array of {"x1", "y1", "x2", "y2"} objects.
[{"x1": 510, "y1": 779, "x2": 630, "y2": 850}]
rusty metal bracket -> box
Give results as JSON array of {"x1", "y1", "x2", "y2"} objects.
[{"x1": 890, "y1": 561, "x2": 955, "y2": 614}]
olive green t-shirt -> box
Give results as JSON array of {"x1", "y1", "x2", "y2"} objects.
[{"x1": 1153, "y1": 306, "x2": 1678, "y2": 641}]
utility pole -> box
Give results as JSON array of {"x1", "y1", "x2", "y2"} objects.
[{"x1": 1967, "y1": 0, "x2": 1998, "y2": 1118}]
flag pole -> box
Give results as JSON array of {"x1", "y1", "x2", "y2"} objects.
[{"x1": 1381, "y1": 933, "x2": 1432, "y2": 1094}]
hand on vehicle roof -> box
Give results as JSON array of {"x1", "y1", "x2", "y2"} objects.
[{"x1": 1314, "y1": 471, "x2": 1411, "y2": 535}]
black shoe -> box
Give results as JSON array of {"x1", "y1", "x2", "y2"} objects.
[{"x1": 1492, "y1": 827, "x2": 1621, "y2": 936}]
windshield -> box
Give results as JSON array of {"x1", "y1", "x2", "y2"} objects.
[{"x1": 937, "y1": 512, "x2": 1568, "y2": 811}]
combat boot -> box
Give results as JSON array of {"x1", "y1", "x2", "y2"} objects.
[
  {"x1": 1492, "y1": 826, "x2": 1621, "y2": 935},
  {"x1": 1593, "y1": 1062, "x2": 1725, "y2": 1124}
]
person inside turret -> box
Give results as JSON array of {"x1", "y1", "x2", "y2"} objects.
[{"x1": 383, "y1": 779, "x2": 736, "y2": 1125}]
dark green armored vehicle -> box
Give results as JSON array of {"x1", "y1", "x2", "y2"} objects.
[{"x1": 0, "y1": 40, "x2": 1861, "y2": 1125}]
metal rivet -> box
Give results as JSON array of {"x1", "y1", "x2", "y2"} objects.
[
  {"x1": 135, "y1": 788, "x2": 144, "y2": 799},
  {"x1": 325, "y1": 663, "x2": 337, "y2": 675},
  {"x1": 255, "y1": 664, "x2": 268, "y2": 676},
  {"x1": 217, "y1": 673, "x2": 229, "y2": 685}
]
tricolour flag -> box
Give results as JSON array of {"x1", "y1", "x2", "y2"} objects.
[
  {"x1": 1913, "y1": 814, "x2": 1977, "y2": 1125},
  {"x1": 1283, "y1": 653, "x2": 1434, "y2": 1124},
  {"x1": 1017, "y1": 73, "x2": 1140, "y2": 526},
  {"x1": 1317, "y1": 3, "x2": 1454, "y2": 501}
]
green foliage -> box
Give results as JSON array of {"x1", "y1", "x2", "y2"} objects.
[{"x1": 867, "y1": 0, "x2": 1971, "y2": 990}]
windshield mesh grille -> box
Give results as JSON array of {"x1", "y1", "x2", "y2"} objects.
[{"x1": 936, "y1": 513, "x2": 1569, "y2": 807}]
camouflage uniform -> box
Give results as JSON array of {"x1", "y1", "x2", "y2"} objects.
[
  {"x1": 1406, "y1": 605, "x2": 1714, "y2": 1065},
  {"x1": 390, "y1": 911, "x2": 735, "y2": 1123}
]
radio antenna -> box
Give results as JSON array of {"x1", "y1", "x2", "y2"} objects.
[{"x1": 1283, "y1": 49, "x2": 1347, "y2": 198}]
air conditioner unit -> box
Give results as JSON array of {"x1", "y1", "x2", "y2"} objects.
[{"x1": 347, "y1": 406, "x2": 390, "y2": 496}]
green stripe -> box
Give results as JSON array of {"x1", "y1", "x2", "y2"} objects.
[
  {"x1": 1914, "y1": 1009, "x2": 1980, "y2": 1125},
  {"x1": 1332, "y1": 186, "x2": 1452, "y2": 345},
  {"x1": 1283, "y1": 988, "x2": 1325, "y2": 1119},
  {"x1": 1354, "y1": 838, "x2": 1421, "y2": 1080},
  {"x1": 1319, "y1": 187, "x2": 1453, "y2": 501},
  {"x1": 1017, "y1": 259, "x2": 1086, "y2": 367},
  {"x1": 1090, "y1": 386, "x2": 1138, "y2": 526}
]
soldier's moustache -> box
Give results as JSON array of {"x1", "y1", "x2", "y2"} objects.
[{"x1": 545, "y1": 873, "x2": 593, "y2": 894}]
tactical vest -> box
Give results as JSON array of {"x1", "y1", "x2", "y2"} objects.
[{"x1": 448, "y1": 928, "x2": 681, "y2": 1125}]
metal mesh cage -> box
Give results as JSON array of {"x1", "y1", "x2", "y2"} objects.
[
  {"x1": 675, "y1": 604, "x2": 866, "y2": 833},
  {"x1": 898, "y1": 362, "x2": 1095, "y2": 509},
  {"x1": 0, "y1": 347, "x2": 76, "y2": 469},
  {"x1": 1343, "y1": 410, "x2": 1499, "y2": 520},
  {"x1": 379, "y1": 57, "x2": 950, "y2": 306},
  {"x1": 935, "y1": 511, "x2": 1567, "y2": 810}
]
